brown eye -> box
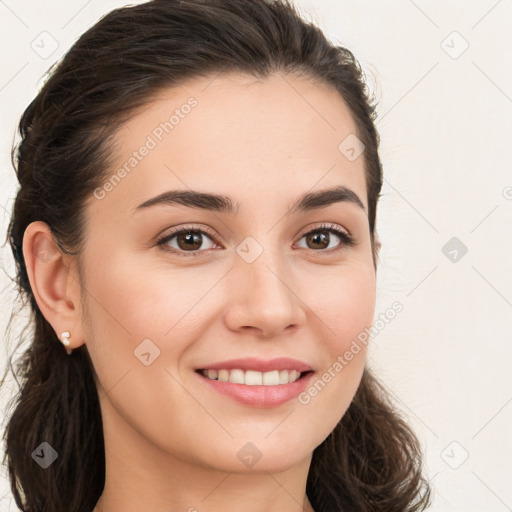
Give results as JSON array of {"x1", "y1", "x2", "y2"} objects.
[
  {"x1": 157, "y1": 226, "x2": 218, "y2": 256},
  {"x1": 175, "y1": 231, "x2": 204, "y2": 251},
  {"x1": 296, "y1": 224, "x2": 355, "y2": 253},
  {"x1": 305, "y1": 231, "x2": 330, "y2": 250}
]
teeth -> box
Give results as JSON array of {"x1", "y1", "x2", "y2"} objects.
[
  {"x1": 263, "y1": 370, "x2": 279, "y2": 385},
  {"x1": 229, "y1": 369, "x2": 245, "y2": 384},
  {"x1": 245, "y1": 370, "x2": 262, "y2": 385},
  {"x1": 218, "y1": 369, "x2": 229, "y2": 382},
  {"x1": 207, "y1": 369, "x2": 218, "y2": 380},
  {"x1": 201, "y1": 368, "x2": 304, "y2": 385}
]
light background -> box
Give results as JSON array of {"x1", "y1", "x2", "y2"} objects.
[{"x1": 0, "y1": 1, "x2": 511, "y2": 510}]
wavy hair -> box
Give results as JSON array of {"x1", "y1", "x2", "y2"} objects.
[{"x1": 1, "y1": 0, "x2": 431, "y2": 510}]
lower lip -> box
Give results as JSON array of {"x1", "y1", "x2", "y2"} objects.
[{"x1": 195, "y1": 371, "x2": 314, "y2": 407}]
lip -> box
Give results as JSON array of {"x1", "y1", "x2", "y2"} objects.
[
  {"x1": 195, "y1": 357, "x2": 313, "y2": 373},
  {"x1": 195, "y1": 369, "x2": 314, "y2": 408}
]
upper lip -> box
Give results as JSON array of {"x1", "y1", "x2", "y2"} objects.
[{"x1": 196, "y1": 357, "x2": 313, "y2": 373}]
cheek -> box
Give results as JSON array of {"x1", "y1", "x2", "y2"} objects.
[
  {"x1": 83, "y1": 243, "x2": 218, "y2": 332},
  {"x1": 327, "y1": 273, "x2": 376, "y2": 353},
  {"x1": 301, "y1": 260, "x2": 376, "y2": 351},
  {"x1": 79, "y1": 250, "x2": 195, "y2": 385},
  {"x1": 294, "y1": 263, "x2": 375, "y2": 431},
  {"x1": 80, "y1": 247, "x2": 240, "y2": 403}
]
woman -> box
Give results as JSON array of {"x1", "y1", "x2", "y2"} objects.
[{"x1": 2, "y1": 0, "x2": 431, "y2": 511}]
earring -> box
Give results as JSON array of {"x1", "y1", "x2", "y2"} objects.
[{"x1": 61, "y1": 331, "x2": 73, "y2": 355}]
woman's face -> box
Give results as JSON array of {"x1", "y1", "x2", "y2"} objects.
[{"x1": 80, "y1": 72, "x2": 376, "y2": 474}]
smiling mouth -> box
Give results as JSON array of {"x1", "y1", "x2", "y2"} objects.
[{"x1": 196, "y1": 368, "x2": 313, "y2": 386}]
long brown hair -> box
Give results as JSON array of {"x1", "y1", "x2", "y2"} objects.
[{"x1": 1, "y1": 1, "x2": 431, "y2": 510}]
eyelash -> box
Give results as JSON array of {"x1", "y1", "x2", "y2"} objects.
[{"x1": 156, "y1": 223, "x2": 356, "y2": 257}]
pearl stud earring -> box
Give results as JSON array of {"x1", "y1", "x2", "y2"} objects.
[{"x1": 61, "y1": 331, "x2": 73, "y2": 355}]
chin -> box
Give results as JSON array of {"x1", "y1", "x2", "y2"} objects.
[{"x1": 191, "y1": 437, "x2": 313, "y2": 475}]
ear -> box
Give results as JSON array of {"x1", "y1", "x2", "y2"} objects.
[
  {"x1": 374, "y1": 233, "x2": 382, "y2": 253},
  {"x1": 22, "y1": 221, "x2": 85, "y2": 352},
  {"x1": 372, "y1": 231, "x2": 382, "y2": 269}
]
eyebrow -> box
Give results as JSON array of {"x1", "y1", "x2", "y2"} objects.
[{"x1": 134, "y1": 185, "x2": 366, "y2": 215}]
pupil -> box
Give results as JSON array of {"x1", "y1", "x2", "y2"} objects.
[
  {"x1": 179, "y1": 231, "x2": 201, "y2": 250},
  {"x1": 309, "y1": 231, "x2": 328, "y2": 249}
]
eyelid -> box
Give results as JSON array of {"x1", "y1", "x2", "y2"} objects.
[
  {"x1": 156, "y1": 222, "x2": 355, "y2": 256},
  {"x1": 156, "y1": 224, "x2": 221, "y2": 256},
  {"x1": 297, "y1": 222, "x2": 352, "y2": 240},
  {"x1": 295, "y1": 222, "x2": 356, "y2": 254}
]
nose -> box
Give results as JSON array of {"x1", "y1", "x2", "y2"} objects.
[{"x1": 223, "y1": 247, "x2": 306, "y2": 338}]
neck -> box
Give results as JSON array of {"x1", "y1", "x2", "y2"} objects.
[{"x1": 93, "y1": 464, "x2": 315, "y2": 512}]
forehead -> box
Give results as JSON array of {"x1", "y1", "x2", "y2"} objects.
[{"x1": 87, "y1": 72, "x2": 367, "y2": 219}]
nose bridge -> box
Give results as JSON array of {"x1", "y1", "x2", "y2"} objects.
[
  {"x1": 226, "y1": 235, "x2": 304, "y2": 335},
  {"x1": 245, "y1": 244, "x2": 290, "y2": 299},
  {"x1": 245, "y1": 225, "x2": 295, "y2": 284}
]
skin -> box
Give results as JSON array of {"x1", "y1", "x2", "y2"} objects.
[{"x1": 23, "y1": 72, "x2": 378, "y2": 512}]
